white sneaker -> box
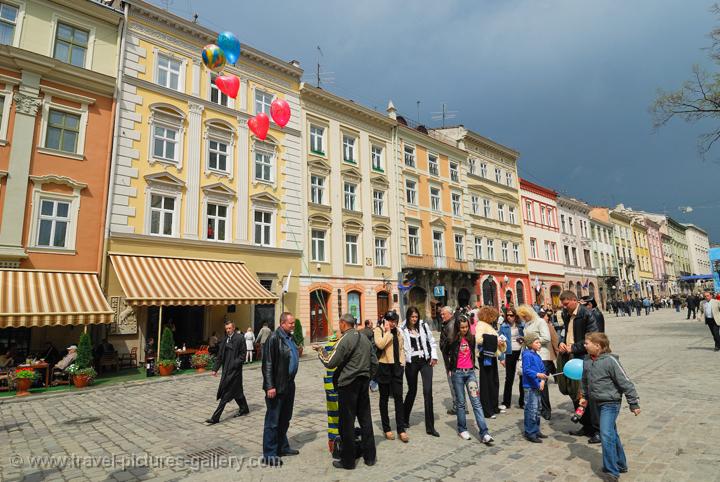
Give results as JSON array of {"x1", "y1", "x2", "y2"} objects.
[
  {"x1": 490, "y1": 414, "x2": 497, "y2": 419},
  {"x1": 499, "y1": 404, "x2": 507, "y2": 410},
  {"x1": 458, "y1": 431, "x2": 472, "y2": 440},
  {"x1": 499, "y1": 408, "x2": 507, "y2": 414},
  {"x1": 482, "y1": 434, "x2": 494, "y2": 444}
]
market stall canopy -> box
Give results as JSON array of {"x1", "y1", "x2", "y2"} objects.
[
  {"x1": 678, "y1": 274, "x2": 713, "y2": 281},
  {"x1": 110, "y1": 254, "x2": 277, "y2": 306},
  {"x1": 0, "y1": 270, "x2": 113, "y2": 327}
]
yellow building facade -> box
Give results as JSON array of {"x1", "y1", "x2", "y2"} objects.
[
  {"x1": 104, "y1": 0, "x2": 304, "y2": 355},
  {"x1": 631, "y1": 221, "x2": 653, "y2": 297}
]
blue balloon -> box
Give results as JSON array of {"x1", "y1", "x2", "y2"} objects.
[
  {"x1": 217, "y1": 31, "x2": 240, "y2": 65},
  {"x1": 563, "y1": 358, "x2": 584, "y2": 381}
]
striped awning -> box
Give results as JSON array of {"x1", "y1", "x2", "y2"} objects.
[
  {"x1": 0, "y1": 270, "x2": 113, "y2": 327},
  {"x1": 110, "y1": 254, "x2": 277, "y2": 306}
]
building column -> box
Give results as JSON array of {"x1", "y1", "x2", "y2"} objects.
[
  {"x1": 183, "y1": 102, "x2": 204, "y2": 239},
  {"x1": 235, "y1": 118, "x2": 249, "y2": 242},
  {"x1": 0, "y1": 72, "x2": 41, "y2": 262}
]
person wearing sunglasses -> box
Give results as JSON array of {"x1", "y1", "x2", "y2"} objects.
[{"x1": 499, "y1": 308, "x2": 525, "y2": 411}]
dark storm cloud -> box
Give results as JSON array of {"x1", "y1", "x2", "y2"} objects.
[{"x1": 157, "y1": 0, "x2": 719, "y2": 241}]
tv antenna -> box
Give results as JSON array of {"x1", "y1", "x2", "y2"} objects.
[
  {"x1": 307, "y1": 46, "x2": 335, "y2": 88},
  {"x1": 416, "y1": 101, "x2": 421, "y2": 123},
  {"x1": 159, "y1": 0, "x2": 173, "y2": 10},
  {"x1": 431, "y1": 103, "x2": 458, "y2": 128}
]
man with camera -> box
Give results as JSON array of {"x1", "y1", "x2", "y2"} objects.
[{"x1": 315, "y1": 313, "x2": 378, "y2": 470}]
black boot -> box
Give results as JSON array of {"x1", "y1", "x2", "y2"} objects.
[{"x1": 207, "y1": 402, "x2": 225, "y2": 423}]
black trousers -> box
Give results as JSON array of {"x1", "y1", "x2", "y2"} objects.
[
  {"x1": 501, "y1": 350, "x2": 524, "y2": 408},
  {"x1": 707, "y1": 317, "x2": 720, "y2": 349},
  {"x1": 378, "y1": 363, "x2": 405, "y2": 433},
  {"x1": 403, "y1": 358, "x2": 434, "y2": 431},
  {"x1": 478, "y1": 358, "x2": 500, "y2": 416},
  {"x1": 687, "y1": 307, "x2": 696, "y2": 319},
  {"x1": 541, "y1": 360, "x2": 555, "y2": 416},
  {"x1": 337, "y1": 377, "x2": 376, "y2": 468},
  {"x1": 210, "y1": 395, "x2": 248, "y2": 422}
]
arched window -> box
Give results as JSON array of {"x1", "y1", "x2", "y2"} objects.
[
  {"x1": 482, "y1": 278, "x2": 497, "y2": 307},
  {"x1": 576, "y1": 281, "x2": 583, "y2": 298},
  {"x1": 516, "y1": 280, "x2": 525, "y2": 305}
]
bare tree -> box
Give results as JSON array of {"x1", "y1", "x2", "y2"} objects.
[{"x1": 651, "y1": 4, "x2": 720, "y2": 158}]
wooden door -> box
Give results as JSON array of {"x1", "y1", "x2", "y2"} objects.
[
  {"x1": 310, "y1": 290, "x2": 329, "y2": 342},
  {"x1": 377, "y1": 291, "x2": 389, "y2": 320}
]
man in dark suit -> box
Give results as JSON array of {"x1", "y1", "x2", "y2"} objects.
[
  {"x1": 261, "y1": 312, "x2": 300, "y2": 467},
  {"x1": 206, "y1": 320, "x2": 249, "y2": 424},
  {"x1": 687, "y1": 293, "x2": 699, "y2": 320},
  {"x1": 559, "y1": 290, "x2": 599, "y2": 443}
]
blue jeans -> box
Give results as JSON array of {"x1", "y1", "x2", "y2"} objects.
[
  {"x1": 262, "y1": 381, "x2": 295, "y2": 458},
  {"x1": 451, "y1": 369, "x2": 488, "y2": 436},
  {"x1": 523, "y1": 388, "x2": 541, "y2": 438},
  {"x1": 599, "y1": 402, "x2": 627, "y2": 476}
]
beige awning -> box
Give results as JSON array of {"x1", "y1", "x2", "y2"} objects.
[
  {"x1": 0, "y1": 270, "x2": 113, "y2": 327},
  {"x1": 110, "y1": 254, "x2": 277, "y2": 306}
]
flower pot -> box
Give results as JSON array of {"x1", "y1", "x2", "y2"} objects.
[
  {"x1": 15, "y1": 378, "x2": 32, "y2": 396},
  {"x1": 73, "y1": 374, "x2": 91, "y2": 389},
  {"x1": 195, "y1": 367, "x2": 206, "y2": 373},
  {"x1": 158, "y1": 364, "x2": 174, "y2": 376}
]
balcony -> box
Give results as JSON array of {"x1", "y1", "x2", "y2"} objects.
[
  {"x1": 598, "y1": 267, "x2": 619, "y2": 277},
  {"x1": 403, "y1": 254, "x2": 473, "y2": 272}
]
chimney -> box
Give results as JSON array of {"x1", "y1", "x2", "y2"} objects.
[{"x1": 386, "y1": 100, "x2": 397, "y2": 120}]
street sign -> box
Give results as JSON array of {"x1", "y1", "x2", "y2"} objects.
[{"x1": 433, "y1": 285, "x2": 446, "y2": 298}]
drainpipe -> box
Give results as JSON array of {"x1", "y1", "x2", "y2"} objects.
[{"x1": 100, "y1": 1, "x2": 129, "y2": 291}]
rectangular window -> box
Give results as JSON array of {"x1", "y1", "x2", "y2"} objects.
[
  {"x1": 0, "y1": 2, "x2": 19, "y2": 46},
  {"x1": 345, "y1": 234, "x2": 359, "y2": 264},
  {"x1": 547, "y1": 208, "x2": 554, "y2": 227},
  {"x1": 564, "y1": 245, "x2": 571, "y2": 265},
  {"x1": 487, "y1": 239, "x2": 495, "y2": 260},
  {"x1": 255, "y1": 90, "x2": 273, "y2": 115},
  {"x1": 509, "y1": 206, "x2": 516, "y2": 224},
  {"x1": 571, "y1": 247, "x2": 578, "y2": 266},
  {"x1": 495, "y1": 167, "x2": 502, "y2": 183},
  {"x1": 408, "y1": 226, "x2": 420, "y2": 255},
  {"x1": 156, "y1": 53, "x2": 181, "y2": 90},
  {"x1": 450, "y1": 162, "x2": 459, "y2": 182},
  {"x1": 474, "y1": 237, "x2": 483, "y2": 260},
  {"x1": 544, "y1": 241, "x2": 551, "y2": 260},
  {"x1": 561, "y1": 214, "x2": 567, "y2": 233},
  {"x1": 541, "y1": 206, "x2": 547, "y2": 225},
  {"x1": 501, "y1": 241, "x2": 509, "y2": 263},
  {"x1": 454, "y1": 234, "x2": 464, "y2": 261},
  {"x1": 432, "y1": 231, "x2": 444, "y2": 258},
  {"x1": 451, "y1": 192, "x2": 461, "y2": 216},
  {"x1": 404, "y1": 145, "x2": 415, "y2": 167},
  {"x1": 311, "y1": 229, "x2": 326, "y2": 262},
  {"x1": 551, "y1": 242, "x2": 558, "y2": 262},
  {"x1": 371, "y1": 145, "x2": 383, "y2": 171},
  {"x1": 471, "y1": 195, "x2": 479, "y2": 215},
  {"x1": 530, "y1": 238, "x2": 537, "y2": 258},
  {"x1": 310, "y1": 125, "x2": 324, "y2": 154},
  {"x1": 506, "y1": 172, "x2": 513, "y2": 186},
  {"x1": 343, "y1": 135, "x2": 356, "y2": 163},
  {"x1": 53, "y1": 22, "x2": 88, "y2": 67},
  {"x1": 497, "y1": 203, "x2": 505, "y2": 222},
  {"x1": 526, "y1": 200, "x2": 534, "y2": 222},
  {"x1": 253, "y1": 210, "x2": 272, "y2": 246},
  {"x1": 343, "y1": 182, "x2": 357, "y2": 211},
  {"x1": 152, "y1": 124, "x2": 178, "y2": 163},
  {"x1": 36, "y1": 199, "x2": 70, "y2": 247},
  {"x1": 375, "y1": 238, "x2": 388, "y2": 266},
  {"x1": 483, "y1": 198, "x2": 491, "y2": 218},
  {"x1": 254, "y1": 150, "x2": 273, "y2": 182},
  {"x1": 569, "y1": 217, "x2": 575, "y2": 235},
  {"x1": 310, "y1": 175, "x2": 324, "y2": 204},
  {"x1": 45, "y1": 109, "x2": 80, "y2": 153},
  {"x1": 405, "y1": 179, "x2": 417, "y2": 205},
  {"x1": 513, "y1": 243, "x2": 520, "y2": 264},
  {"x1": 149, "y1": 194, "x2": 175, "y2": 236},
  {"x1": 480, "y1": 162, "x2": 487, "y2": 178},
  {"x1": 468, "y1": 158, "x2": 476, "y2": 175},
  {"x1": 430, "y1": 187, "x2": 441, "y2": 211},
  {"x1": 373, "y1": 190, "x2": 384, "y2": 216},
  {"x1": 206, "y1": 203, "x2": 228, "y2": 241},
  {"x1": 210, "y1": 74, "x2": 229, "y2": 106},
  {"x1": 428, "y1": 154, "x2": 439, "y2": 176},
  {"x1": 208, "y1": 139, "x2": 229, "y2": 172}
]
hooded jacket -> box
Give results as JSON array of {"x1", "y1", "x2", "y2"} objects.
[{"x1": 581, "y1": 353, "x2": 640, "y2": 411}]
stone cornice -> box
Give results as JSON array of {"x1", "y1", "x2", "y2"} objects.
[
  {"x1": 300, "y1": 83, "x2": 396, "y2": 131},
  {"x1": 557, "y1": 195, "x2": 591, "y2": 214},
  {"x1": 520, "y1": 178, "x2": 557, "y2": 199},
  {"x1": 40, "y1": 86, "x2": 96, "y2": 105},
  {"x1": 52, "y1": 0, "x2": 124, "y2": 24},
  {"x1": 108, "y1": 234, "x2": 303, "y2": 257},
  {"x1": 398, "y1": 124, "x2": 466, "y2": 160},
  {"x1": 30, "y1": 174, "x2": 87, "y2": 191}
]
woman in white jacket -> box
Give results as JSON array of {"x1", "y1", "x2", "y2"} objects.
[
  {"x1": 244, "y1": 326, "x2": 255, "y2": 363},
  {"x1": 400, "y1": 306, "x2": 439, "y2": 437},
  {"x1": 516, "y1": 304, "x2": 554, "y2": 420}
]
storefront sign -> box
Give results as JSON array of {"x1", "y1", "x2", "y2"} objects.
[
  {"x1": 109, "y1": 296, "x2": 138, "y2": 335},
  {"x1": 433, "y1": 285, "x2": 446, "y2": 298}
]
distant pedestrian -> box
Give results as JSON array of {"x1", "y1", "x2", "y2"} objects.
[
  {"x1": 687, "y1": 294, "x2": 698, "y2": 320},
  {"x1": 256, "y1": 322, "x2": 273, "y2": 360},
  {"x1": 244, "y1": 327, "x2": 255, "y2": 363},
  {"x1": 206, "y1": 320, "x2": 249, "y2": 425},
  {"x1": 580, "y1": 333, "x2": 641, "y2": 480}
]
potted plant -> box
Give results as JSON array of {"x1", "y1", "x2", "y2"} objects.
[
  {"x1": 191, "y1": 349, "x2": 213, "y2": 373},
  {"x1": 292, "y1": 318, "x2": 305, "y2": 357},
  {"x1": 157, "y1": 327, "x2": 176, "y2": 376},
  {"x1": 14, "y1": 368, "x2": 36, "y2": 396},
  {"x1": 71, "y1": 333, "x2": 97, "y2": 388}
]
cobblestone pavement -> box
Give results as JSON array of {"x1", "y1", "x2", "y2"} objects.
[{"x1": 2, "y1": 309, "x2": 719, "y2": 482}]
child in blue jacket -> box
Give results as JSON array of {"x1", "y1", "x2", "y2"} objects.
[{"x1": 521, "y1": 332, "x2": 548, "y2": 442}]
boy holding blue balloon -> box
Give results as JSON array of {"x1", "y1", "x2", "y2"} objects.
[
  {"x1": 521, "y1": 332, "x2": 549, "y2": 443},
  {"x1": 580, "y1": 333, "x2": 640, "y2": 481}
]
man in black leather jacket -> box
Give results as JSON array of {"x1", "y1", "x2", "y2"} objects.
[
  {"x1": 581, "y1": 296, "x2": 606, "y2": 333},
  {"x1": 261, "y1": 312, "x2": 300, "y2": 467}
]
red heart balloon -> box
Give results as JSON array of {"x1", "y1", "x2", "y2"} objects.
[
  {"x1": 214, "y1": 74, "x2": 239, "y2": 99},
  {"x1": 270, "y1": 98, "x2": 291, "y2": 128},
  {"x1": 248, "y1": 113, "x2": 270, "y2": 140}
]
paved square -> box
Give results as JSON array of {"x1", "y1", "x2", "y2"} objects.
[{"x1": 1, "y1": 309, "x2": 719, "y2": 481}]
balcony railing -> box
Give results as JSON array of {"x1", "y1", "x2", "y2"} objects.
[{"x1": 403, "y1": 254, "x2": 472, "y2": 272}]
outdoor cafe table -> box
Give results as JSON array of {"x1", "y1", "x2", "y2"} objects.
[
  {"x1": 175, "y1": 349, "x2": 197, "y2": 369},
  {"x1": 17, "y1": 362, "x2": 50, "y2": 387}
]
